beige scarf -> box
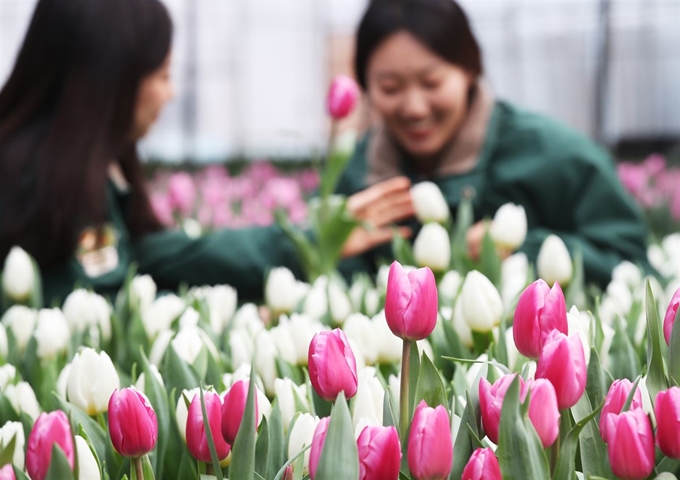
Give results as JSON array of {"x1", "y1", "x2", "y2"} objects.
[{"x1": 366, "y1": 81, "x2": 495, "y2": 185}]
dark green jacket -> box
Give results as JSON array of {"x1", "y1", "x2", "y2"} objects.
[{"x1": 336, "y1": 100, "x2": 651, "y2": 287}]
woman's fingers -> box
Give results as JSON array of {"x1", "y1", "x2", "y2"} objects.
[{"x1": 341, "y1": 225, "x2": 412, "y2": 258}]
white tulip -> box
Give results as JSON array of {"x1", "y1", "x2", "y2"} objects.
[
  {"x1": 413, "y1": 223, "x2": 451, "y2": 272},
  {"x1": 229, "y1": 328, "x2": 255, "y2": 371},
  {"x1": 411, "y1": 181, "x2": 449, "y2": 223},
  {"x1": 231, "y1": 303, "x2": 264, "y2": 332},
  {"x1": 328, "y1": 280, "x2": 352, "y2": 325},
  {"x1": 371, "y1": 310, "x2": 402, "y2": 363},
  {"x1": 274, "y1": 378, "x2": 310, "y2": 430},
  {"x1": 62, "y1": 289, "x2": 93, "y2": 332},
  {"x1": 149, "y1": 330, "x2": 175, "y2": 366},
  {"x1": 222, "y1": 364, "x2": 265, "y2": 392},
  {"x1": 354, "y1": 417, "x2": 382, "y2": 440},
  {"x1": 75, "y1": 435, "x2": 101, "y2": 480},
  {"x1": 269, "y1": 324, "x2": 298, "y2": 366},
  {"x1": 266, "y1": 268, "x2": 306, "y2": 314},
  {"x1": 439, "y1": 270, "x2": 462, "y2": 304},
  {"x1": 182, "y1": 218, "x2": 203, "y2": 239},
  {"x1": 2, "y1": 246, "x2": 35, "y2": 301},
  {"x1": 377, "y1": 265, "x2": 391, "y2": 293},
  {"x1": 287, "y1": 413, "x2": 320, "y2": 470},
  {"x1": 600, "y1": 323, "x2": 615, "y2": 369},
  {"x1": 67, "y1": 348, "x2": 120, "y2": 415},
  {"x1": 612, "y1": 261, "x2": 643, "y2": 291},
  {"x1": 130, "y1": 275, "x2": 157, "y2": 313},
  {"x1": 303, "y1": 277, "x2": 329, "y2": 321},
  {"x1": 90, "y1": 293, "x2": 112, "y2": 342},
  {"x1": 3, "y1": 382, "x2": 41, "y2": 421},
  {"x1": 281, "y1": 314, "x2": 326, "y2": 366},
  {"x1": 648, "y1": 244, "x2": 671, "y2": 278},
  {"x1": 178, "y1": 307, "x2": 200, "y2": 329},
  {"x1": 464, "y1": 355, "x2": 504, "y2": 389},
  {"x1": 364, "y1": 289, "x2": 380, "y2": 317},
  {"x1": 605, "y1": 281, "x2": 634, "y2": 315},
  {"x1": 349, "y1": 280, "x2": 365, "y2": 312},
  {"x1": 489, "y1": 203, "x2": 527, "y2": 250},
  {"x1": 388, "y1": 374, "x2": 400, "y2": 412},
  {"x1": 1, "y1": 305, "x2": 36, "y2": 351},
  {"x1": 207, "y1": 285, "x2": 237, "y2": 335},
  {"x1": 135, "y1": 364, "x2": 165, "y2": 394},
  {"x1": 451, "y1": 299, "x2": 473, "y2": 348},
  {"x1": 142, "y1": 294, "x2": 185, "y2": 339},
  {"x1": 344, "y1": 313, "x2": 378, "y2": 365},
  {"x1": 351, "y1": 368, "x2": 384, "y2": 427},
  {"x1": 175, "y1": 388, "x2": 202, "y2": 442},
  {"x1": 0, "y1": 365, "x2": 17, "y2": 390},
  {"x1": 662, "y1": 233, "x2": 680, "y2": 260},
  {"x1": 503, "y1": 326, "x2": 520, "y2": 370},
  {"x1": 537, "y1": 235, "x2": 573, "y2": 286},
  {"x1": 56, "y1": 363, "x2": 71, "y2": 400},
  {"x1": 0, "y1": 323, "x2": 7, "y2": 359},
  {"x1": 255, "y1": 330, "x2": 278, "y2": 396},
  {"x1": 33, "y1": 308, "x2": 71, "y2": 360},
  {"x1": 638, "y1": 376, "x2": 655, "y2": 420},
  {"x1": 460, "y1": 271, "x2": 503, "y2": 332},
  {"x1": 501, "y1": 253, "x2": 529, "y2": 306},
  {"x1": 0, "y1": 421, "x2": 24, "y2": 468},
  {"x1": 171, "y1": 327, "x2": 204, "y2": 365},
  {"x1": 348, "y1": 338, "x2": 367, "y2": 372},
  {"x1": 567, "y1": 306, "x2": 591, "y2": 364}
]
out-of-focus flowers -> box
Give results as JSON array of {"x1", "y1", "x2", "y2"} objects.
[
  {"x1": 490, "y1": 203, "x2": 527, "y2": 250},
  {"x1": 413, "y1": 223, "x2": 451, "y2": 272},
  {"x1": 2, "y1": 246, "x2": 35, "y2": 302},
  {"x1": 411, "y1": 181, "x2": 450, "y2": 224},
  {"x1": 66, "y1": 348, "x2": 120, "y2": 415},
  {"x1": 536, "y1": 235, "x2": 573, "y2": 286},
  {"x1": 460, "y1": 270, "x2": 503, "y2": 333}
]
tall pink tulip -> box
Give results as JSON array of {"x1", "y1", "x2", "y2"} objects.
[
  {"x1": 308, "y1": 329, "x2": 358, "y2": 401},
  {"x1": 167, "y1": 172, "x2": 196, "y2": 216},
  {"x1": 309, "y1": 417, "x2": 330, "y2": 480},
  {"x1": 513, "y1": 279, "x2": 568, "y2": 359},
  {"x1": 461, "y1": 448, "x2": 501, "y2": 480},
  {"x1": 536, "y1": 331, "x2": 586, "y2": 409},
  {"x1": 479, "y1": 374, "x2": 526, "y2": 444},
  {"x1": 408, "y1": 401, "x2": 452, "y2": 480},
  {"x1": 663, "y1": 287, "x2": 680, "y2": 345},
  {"x1": 26, "y1": 411, "x2": 75, "y2": 480},
  {"x1": 108, "y1": 388, "x2": 158, "y2": 458},
  {"x1": 356, "y1": 425, "x2": 402, "y2": 480},
  {"x1": 600, "y1": 379, "x2": 643, "y2": 443},
  {"x1": 186, "y1": 392, "x2": 230, "y2": 463},
  {"x1": 385, "y1": 261, "x2": 438, "y2": 341},
  {"x1": 606, "y1": 408, "x2": 655, "y2": 480},
  {"x1": 655, "y1": 387, "x2": 680, "y2": 458},
  {"x1": 221, "y1": 380, "x2": 258, "y2": 444},
  {"x1": 525, "y1": 379, "x2": 560, "y2": 448},
  {"x1": 0, "y1": 465, "x2": 15, "y2": 480},
  {"x1": 327, "y1": 75, "x2": 359, "y2": 120}
]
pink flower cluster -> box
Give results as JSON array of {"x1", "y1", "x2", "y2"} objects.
[
  {"x1": 618, "y1": 154, "x2": 680, "y2": 220},
  {"x1": 149, "y1": 162, "x2": 319, "y2": 230}
]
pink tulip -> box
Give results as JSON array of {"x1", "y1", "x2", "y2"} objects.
[
  {"x1": 606, "y1": 408, "x2": 655, "y2": 480},
  {"x1": 513, "y1": 280, "x2": 568, "y2": 359},
  {"x1": 108, "y1": 388, "x2": 158, "y2": 458},
  {"x1": 308, "y1": 329, "x2": 358, "y2": 401},
  {"x1": 664, "y1": 287, "x2": 680, "y2": 345},
  {"x1": 655, "y1": 387, "x2": 680, "y2": 458},
  {"x1": 536, "y1": 331, "x2": 586, "y2": 409},
  {"x1": 408, "y1": 401, "x2": 452, "y2": 480},
  {"x1": 385, "y1": 261, "x2": 438, "y2": 341},
  {"x1": 0, "y1": 465, "x2": 15, "y2": 480},
  {"x1": 461, "y1": 448, "x2": 501, "y2": 480},
  {"x1": 167, "y1": 172, "x2": 196, "y2": 216},
  {"x1": 356, "y1": 425, "x2": 402, "y2": 480},
  {"x1": 309, "y1": 417, "x2": 330, "y2": 480},
  {"x1": 282, "y1": 465, "x2": 294, "y2": 480},
  {"x1": 525, "y1": 379, "x2": 560, "y2": 448},
  {"x1": 26, "y1": 411, "x2": 75, "y2": 480},
  {"x1": 186, "y1": 392, "x2": 230, "y2": 463},
  {"x1": 600, "y1": 379, "x2": 643, "y2": 443},
  {"x1": 479, "y1": 374, "x2": 526, "y2": 444},
  {"x1": 221, "y1": 380, "x2": 258, "y2": 445},
  {"x1": 327, "y1": 75, "x2": 359, "y2": 120}
]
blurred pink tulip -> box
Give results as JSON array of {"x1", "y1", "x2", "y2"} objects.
[
  {"x1": 327, "y1": 75, "x2": 359, "y2": 120},
  {"x1": 385, "y1": 261, "x2": 438, "y2": 341},
  {"x1": 664, "y1": 287, "x2": 680, "y2": 345},
  {"x1": 479, "y1": 374, "x2": 526, "y2": 444},
  {"x1": 461, "y1": 448, "x2": 501, "y2": 480},
  {"x1": 151, "y1": 193, "x2": 174, "y2": 226},
  {"x1": 356, "y1": 425, "x2": 402, "y2": 480},
  {"x1": 221, "y1": 380, "x2": 258, "y2": 445},
  {"x1": 408, "y1": 401, "x2": 452, "y2": 480},
  {"x1": 309, "y1": 417, "x2": 330, "y2": 480},
  {"x1": 655, "y1": 387, "x2": 680, "y2": 459},
  {"x1": 600, "y1": 379, "x2": 643, "y2": 443},
  {"x1": 167, "y1": 172, "x2": 196, "y2": 216},
  {"x1": 108, "y1": 388, "x2": 158, "y2": 458},
  {"x1": 513, "y1": 279, "x2": 568, "y2": 359},
  {"x1": 525, "y1": 379, "x2": 560, "y2": 447},
  {"x1": 308, "y1": 329, "x2": 358, "y2": 401},
  {"x1": 536, "y1": 331, "x2": 586, "y2": 409},
  {"x1": 606, "y1": 408, "x2": 655, "y2": 480},
  {"x1": 186, "y1": 392, "x2": 230, "y2": 463},
  {"x1": 26, "y1": 411, "x2": 75, "y2": 480},
  {"x1": 0, "y1": 465, "x2": 15, "y2": 480}
]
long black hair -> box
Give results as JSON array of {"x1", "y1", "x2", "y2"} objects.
[
  {"x1": 355, "y1": 0, "x2": 483, "y2": 90},
  {"x1": 0, "y1": 0, "x2": 172, "y2": 268}
]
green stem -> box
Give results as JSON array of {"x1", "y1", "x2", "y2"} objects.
[
  {"x1": 96, "y1": 412, "x2": 107, "y2": 430},
  {"x1": 399, "y1": 340, "x2": 413, "y2": 442},
  {"x1": 134, "y1": 457, "x2": 144, "y2": 480},
  {"x1": 206, "y1": 463, "x2": 214, "y2": 476},
  {"x1": 550, "y1": 430, "x2": 560, "y2": 474}
]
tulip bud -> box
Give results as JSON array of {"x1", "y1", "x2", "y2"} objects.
[
  {"x1": 327, "y1": 75, "x2": 359, "y2": 120},
  {"x1": 282, "y1": 465, "x2": 294, "y2": 480},
  {"x1": 410, "y1": 182, "x2": 450, "y2": 224},
  {"x1": 385, "y1": 261, "x2": 438, "y2": 341},
  {"x1": 438, "y1": 270, "x2": 462, "y2": 304},
  {"x1": 0, "y1": 465, "x2": 14, "y2": 480},
  {"x1": 344, "y1": 314, "x2": 379, "y2": 365},
  {"x1": 513, "y1": 279, "x2": 568, "y2": 359},
  {"x1": 413, "y1": 223, "x2": 451, "y2": 272},
  {"x1": 479, "y1": 374, "x2": 526, "y2": 444},
  {"x1": 1, "y1": 305, "x2": 36, "y2": 351},
  {"x1": 3, "y1": 382, "x2": 41, "y2": 421},
  {"x1": 537, "y1": 235, "x2": 573, "y2": 286},
  {"x1": 130, "y1": 275, "x2": 157, "y2": 313},
  {"x1": 2, "y1": 246, "x2": 35, "y2": 302},
  {"x1": 288, "y1": 413, "x2": 320, "y2": 471},
  {"x1": 535, "y1": 331, "x2": 586, "y2": 409},
  {"x1": 221, "y1": 380, "x2": 258, "y2": 445},
  {"x1": 141, "y1": 294, "x2": 186, "y2": 339},
  {"x1": 108, "y1": 388, "x2": 158, "y2": 458},
  {"x1": 655, "y1": 387, "x2": 680, "y2": 458},
  {"x1": 274, "y1": 378, "x2": 311, "y2": 431},
  {"x1": 308, "y1": 417, "x2": 330, "y2": 479},
  {"x1": 0, "y1": 421, "x2": 25, "y2": 469},
  {"x1": 500, "y1": 252, "x2": 529, "y2": 306},
  {"x1": 186, "y1": 392, "x2": 230, "y2": 463},
  {"x1": 489, "y1": 203, "x2": 527, "y2": 250},
  {"x1": 525, "y1": 379, "x2": 560, "y2": 448},
  {"x1": 664, "y1": 287, "x2": 680, "y2": 346},
  {"x1": 606, "y1": 408, "x2": 655, "y2": 480},
  {"x1": 26, "y1": 411, "x2": 74, "y2": 480},
  {"x1": 460, "y1": 271, "x2": 503, "y2": 333},
  {"x1": 66, "y1": 348, "x2": 120, "y2": 415},
  {"x1": 356, "y1": 425, "x2": 401, "y2": 480},
  {"x1": 75, "y1": 435, "x2": 101, "y2": 480},
  {"x1": 600, "y1": 379, "x2": 643, "y2": 443},
  {"x1": 266, "y1": 267, "x2": 305, "y2": 315},
  {"x1": 351, "y1": 368, "x2": 384, "y2": 428},
  {"x1": 308, "y1": 329, "x2": 358, "y2": 401},
  {"x1": 461, "y1": 448, "x2": 501, "y2": 480},
  {"x1": 175, "y1": 388, "x2": 202, "y2": 442},
  {"x1": 33, "y1": 308, "x2": 71, "y2": 360},
  {"x1": 408, "y1": 401, "x2": 452, "y2": 480}
]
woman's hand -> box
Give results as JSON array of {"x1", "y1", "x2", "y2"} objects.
[
  {"x1": 342, "y1": 176, "x2": 415, "y2": 258},
  {"x1": 466, "y1": 220, "x2": 513, "y2": 261}
]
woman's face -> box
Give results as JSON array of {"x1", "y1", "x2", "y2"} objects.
[
  {"x1": 132, "y1": 53, "x2": 175, "y2": 140},
  {"x1": 366, "y1": 31, "x2": 474, "y2": 158}
]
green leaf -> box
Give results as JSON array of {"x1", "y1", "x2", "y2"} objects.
[
  {"x1": 451, "y1": 195, "x2": 474, "y2": 272},
  {"x1": 669, "y1": 305, "x2": 680, "y2": 386},
  {"x1": 310, "y1": 196, "x2": 359, "y2": 277},
  {"x1": 622, "y1": 376, "x2": 642, "y2": 412},
  {"x1": 44, "y1": 444, "x2": 75, "y2": 480},
  {"x1": 198, "y1": 388, "x2": 224, "y2": 479},
  {"x1": 275, "y1": 209, "x2": 320, "y2": 282},
  {"x1": 479, "y1": 230, "x2": 502, "y2": 288},
  {"x1": 564, "y1": 250, "x2": 585, "y2": 308},
  {"x1": 585, "y1": 348, "x2": 606, "y2": 417},
  {"x1": 552, "y1": 401, "x2": 603, "y2": 480},
  {"x1": 266, "y1": 403, "x2": 286, "y2": 480},
  {"x1": 413, "y1": 353, "x2": 447, "y2": 409},
  {"x1": 272, "y1": 445, "x2": 310, "y2": 480},
  {"x1": 176, "y1": 451, "x2": 200, "y2": 480},
  {"x1": 230, "y1": 366, "x2": 257, "y2": 480},
  {"x1": 570, "y1": 392, "x2": 613, "y2": 479},
  {"x1": 657, "y1": 457, "x2": 680, "y2": 474},
  {"x1": 392, "y1": 230, "x2": 416, "y2": 267},
  {"x1": 497, "y1": 377, "x2": 550, "y2": 480},
  {"x1": 320, "y1": 151, "x2": 353, "y2": 199},
  {"x1": 441, "y1": 320, "x2": 473, "y2": 361},
  {"x1": 254, "y1": 417, "x2": 269, "y2": 479},
  {"x1": 140, "y1": 349, "x2": 170, "y2": 479},
  {"x1": 163, "y1": 345, "x2": 201, "y2": 399},
  {"x1": 408, "y1": 344, "x2": 421, "y2": 421},
  {"x1": 0, "y1": 435, "x2": 16, "y2": 468},
  {"x1": 450, "y1": 391, "x2": 480, "y2": 480},
  {"x1": 314, "y1": 392, "x2": 359, "y2": 480},
  {"x1": 608, "y1": 317, "x2": 641, "y2": 381},
  {"x1": 645, "y1": 279, "x2": 668, "y2": 401},
  {"x1": 12, "y1": 466, "x2": 31, "y2": 480}
]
